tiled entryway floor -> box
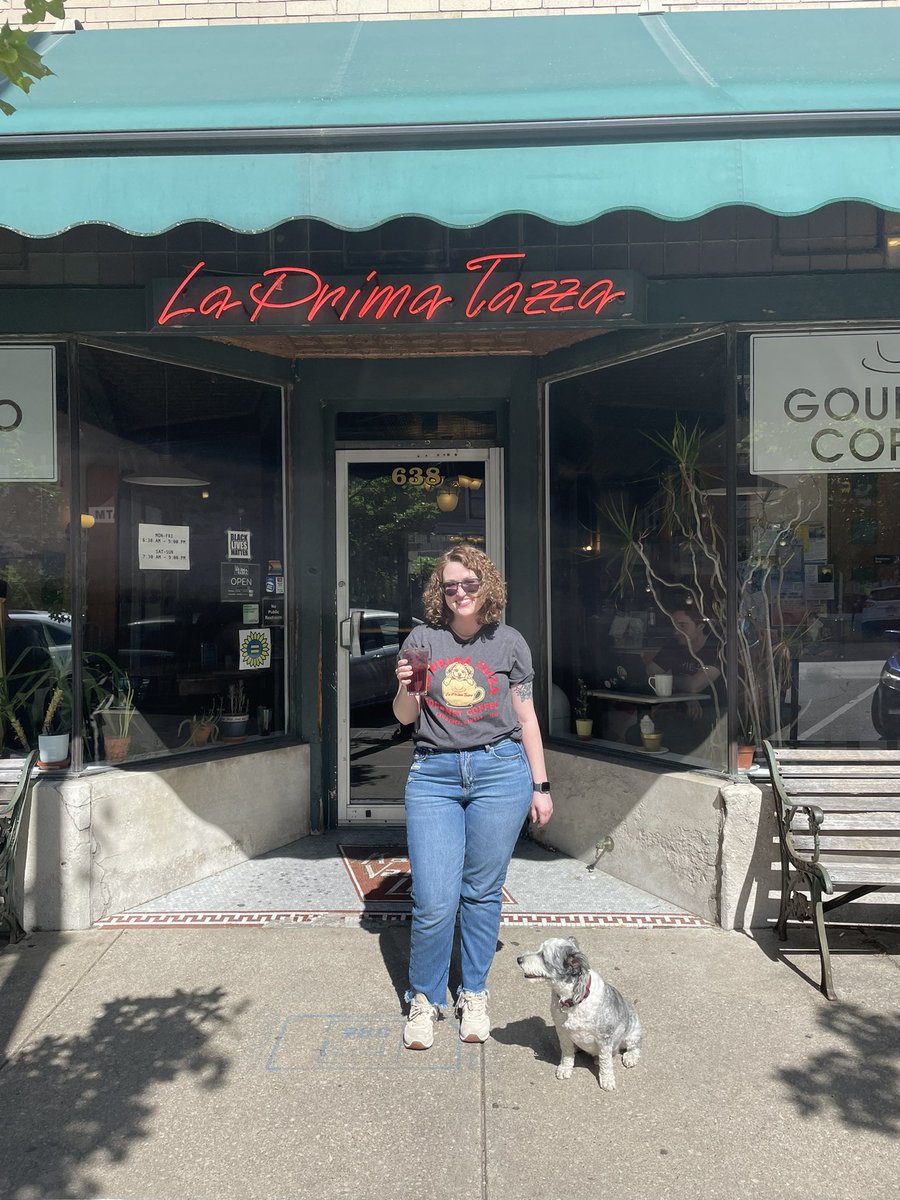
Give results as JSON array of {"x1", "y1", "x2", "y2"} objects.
[{"x1": 95, "y1": 830, "x2": 707, "y2": 929}]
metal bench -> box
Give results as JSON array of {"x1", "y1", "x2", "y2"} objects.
[
  {"x1": 763, "y1": 740, "x2": 900, "y2": 1000},
  {"x1": 0, "y1": 750, "x2": 39, "y2": 944}
]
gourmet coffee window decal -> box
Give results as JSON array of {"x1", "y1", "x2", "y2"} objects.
[
  {"x1": 152, "y1": 254, "x2": 645, "y2": 330},
  {"x1": 751, "y1": 331, "x2": 900, "y2": 475}
]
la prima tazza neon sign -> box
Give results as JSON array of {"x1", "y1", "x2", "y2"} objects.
[{"x1": 154, "y1": 253, "x2": 643, "y2": 329}]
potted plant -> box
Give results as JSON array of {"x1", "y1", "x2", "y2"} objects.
[
  {"x1": 37, "y1": 683, "x2": 70, "y2": 766},
  {"x1": 220, "y1": 681, "x2": 249, "y2": 740},
  {"x1": 178, "y1": 701, "x2": 221, "y2": 747},
  {"x1": 574, "y1": 677, "x2": 593, "y2": 739},
  {"x1": 0, "y1": 668, "x2": 34, "y2": 757},
  {"x1": 0, "y1": 642, "x2": 61, "y2": 756},
  {"x1": 97, "y1": 676, "x2": 137, "y2": 762},
  {"x1": 606, "y1": 419, "x2": 814, "y2": 765}
]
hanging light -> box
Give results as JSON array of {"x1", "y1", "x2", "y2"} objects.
[
  {"x1": 123, "y1": 455, "x2": 210, "y2": 488},
  {"x1": 436, "y1": 480, "x2": 460, "y2": 512},
  {"x1": 123, "y1": 366, "x2": 209, "y2": 488}
]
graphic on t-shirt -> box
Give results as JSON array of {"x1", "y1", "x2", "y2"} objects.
[{"x1": 441, "y1": 661, "x2": 486, "y2": 708}]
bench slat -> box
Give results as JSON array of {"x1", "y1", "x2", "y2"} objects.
[
  {"x1": 780, "y1": 765, "x2": 900, "y2": 778},
  {"x1": 817, "y1": 862, "x2": 900, "y2": 888},
  {"x1": 789, "y1": 811, "x2": 900, "y2": 832},
  {"x1": 784, "y1": 779, "x2": 900, "y2": 796},
  {"x1": 774, "y1": 749, "x2": 900, "y2": 763},
  {"x1": 792, "y1": 836, "x2": 900, "y2": 853},
  {"x1": 782, "y1": 796, "x2": 900, "y2": 814}
]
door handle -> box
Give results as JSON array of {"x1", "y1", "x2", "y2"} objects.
[{"x1": 339, "y1": 609, "x2": 362, "y2": 656}]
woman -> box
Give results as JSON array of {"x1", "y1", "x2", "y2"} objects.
[{"x1": 393, "y1": 544, "x2": 552, "y2": 1051}]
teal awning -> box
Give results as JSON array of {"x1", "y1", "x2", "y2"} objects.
[{"x1": 2, "y1": 10, "x2": 900, "y2": 235}]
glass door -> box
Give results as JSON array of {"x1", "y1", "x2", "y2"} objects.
[{"x1": 336, "y1": 448, "x2": 502, "y2": 823}]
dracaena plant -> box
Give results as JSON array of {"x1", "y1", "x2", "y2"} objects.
[{"x1": 604, "y1": 418, "x2": 823, "y2": 749}]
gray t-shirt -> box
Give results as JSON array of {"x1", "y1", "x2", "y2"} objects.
[{"x1": 401, "y1": 622, "x2": 534, "y2": 751}]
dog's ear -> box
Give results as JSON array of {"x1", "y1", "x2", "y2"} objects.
[
  {"x1": 563, "y1": 945, "x2": 589, "y2": 978},
  {"x1": 567, "y1": 936, "x2": 581, "y2": 952}
]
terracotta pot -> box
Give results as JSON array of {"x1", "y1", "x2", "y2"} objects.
[
  {"x1": 190, "y1": 725, "x2": 214, "y2": 746},
  {"x1": 737, "y1": 744, "x2": 756, "y2": 769},
  {"x1": 575, "y1": 718, "x2": 593, "y2": 740},
  {"x1": 104, "y1": 735, "x2": 131, "y2": 763}
]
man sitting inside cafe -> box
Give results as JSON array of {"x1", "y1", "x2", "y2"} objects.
[{"x1": 634, "y1": 604, "x2": 723, "y2": 756}]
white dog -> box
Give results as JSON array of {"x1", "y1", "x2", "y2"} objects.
[{"x1": 517, "y1": 936, "x2": 642, "y2": 1090}]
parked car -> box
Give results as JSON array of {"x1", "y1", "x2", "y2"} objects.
[
  {"x1": 5, "y1": 610, "x2": 73, "y2": 676},
  {"x1": 871, "y1": 631, "x2": 900, "y2": 739},
  {"x1": 860, "y1": 585, "x2": 900, "y2": 636},
  {"x1": 349, "y1": 609, "x2": 422, "y2": 707}
]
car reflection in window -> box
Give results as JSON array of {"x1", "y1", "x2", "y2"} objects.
[
  {"x1": 6, "y1": 611, "x2": 73, "y2": 677},
  {"x1": 872, "y1": 628, "x2": 900, "y2": 740},
  {"x1": 350, "y1": 609, "x2": 421, "y2": 708}
]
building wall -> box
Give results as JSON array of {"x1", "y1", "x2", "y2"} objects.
[
  {"x1": 535, "y1": 751, "x2": 779, "y2": 929},
  {"x1": 19, "y1": 744, "x2": 310, "y2": 929},
  {"x1": 8, "y1": 0, "x2": 900, "y2": 35}
]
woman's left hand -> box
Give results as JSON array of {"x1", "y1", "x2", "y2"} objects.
[{"x1": 530, "y1": 792, "x2": 553, "y2": 827}]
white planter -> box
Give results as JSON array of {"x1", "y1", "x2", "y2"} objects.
[
  {"x1": 38, "y1": 733, "x2": 70, "y2": 766},
  {"x1": 219, "y1": 714, "x2": 249, "y2": 739}
]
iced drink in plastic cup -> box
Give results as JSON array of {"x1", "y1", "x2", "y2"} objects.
[{"x1": 404, "y1": 648, "x2": 429, "y2": 696}]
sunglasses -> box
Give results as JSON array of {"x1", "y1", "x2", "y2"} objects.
[{"x1": 441, "y1": 578, "x2": 481, "y2": 597}]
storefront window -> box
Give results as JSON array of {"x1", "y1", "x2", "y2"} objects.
[
  {"x1": 547, "y1": 336, "x2": 729, "y2": 771},
  {"x1": 77, "y1": 347, "x2": 286, "y2": 764},
  {"x1": 0, "y1": 346, "x2": 73, "y2": 760},
  {"x1": 743, "y1": 330, "x2": 900, "y2": 747}
]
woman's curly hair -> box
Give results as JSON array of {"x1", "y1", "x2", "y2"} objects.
[{"x1": 423, "y1": 544, "x2": 507, "y2": 628}]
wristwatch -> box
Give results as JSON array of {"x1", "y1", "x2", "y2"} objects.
[{"x1": 533, "y1": 781, "x2": 551, "y2": 793}]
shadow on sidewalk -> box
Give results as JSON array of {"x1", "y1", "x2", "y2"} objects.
[
  {"x1": 489, "y1": 1016, "x2": 558, "y2": 1065},
  {"x1": 777, "y1": 1001, "x2": 900, "y2": 1136},
  {"x1": 0, "y1": 984, "x2": 246, "y2": 1199}
]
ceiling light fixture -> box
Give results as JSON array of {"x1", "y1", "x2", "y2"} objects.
[{"x1": 123, "y1": 367, "x2": 209, "y2": 488}]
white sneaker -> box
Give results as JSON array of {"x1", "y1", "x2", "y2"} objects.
[
  {"x1": 456, "y1": 990, "x2": 490, "y2": 1043},
  {"x1": 403, "y1": 993, "x2": 438, "y2": 1050}
]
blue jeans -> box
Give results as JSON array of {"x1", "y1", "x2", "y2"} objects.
[{"x1": 404, "y1": 738, "x2": 533, "y2": 1006}]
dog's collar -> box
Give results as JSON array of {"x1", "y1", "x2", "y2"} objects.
[{"x1": 558, "y1": 975, "x2": 591, "y2": 1009}]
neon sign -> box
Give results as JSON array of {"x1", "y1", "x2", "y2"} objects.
[{"x1": 152, "y1": 253, "x2": 645, "y2": 330}]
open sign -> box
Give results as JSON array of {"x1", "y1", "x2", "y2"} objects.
[{"x1": 220, "y1": 562, "x2": 260, "y2": 602}]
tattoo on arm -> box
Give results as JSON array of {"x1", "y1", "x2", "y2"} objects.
[{"x1": 512, "y1": 680, "x2": 533, "y2": 701}]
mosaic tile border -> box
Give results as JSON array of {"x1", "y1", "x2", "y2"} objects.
[{"x1": 95, "y1": 909, "x2": 709, "y2": 930}]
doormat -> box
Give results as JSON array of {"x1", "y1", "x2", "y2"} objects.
[{"x1": 338, "y1": 845, "x2": 517, "y2": 907}]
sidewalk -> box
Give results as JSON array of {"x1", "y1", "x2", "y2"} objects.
[{"x1": 1, "y1": 917, "x2": 898, "y2": 1200}]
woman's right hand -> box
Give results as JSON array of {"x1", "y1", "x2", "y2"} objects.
[{"x1": 393, "y1": 657, "x2": 421, "y2": 723}]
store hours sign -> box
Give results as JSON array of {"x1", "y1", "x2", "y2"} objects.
[{"x1": 751, "y1": 332, "x2": 900, "y2": 474}]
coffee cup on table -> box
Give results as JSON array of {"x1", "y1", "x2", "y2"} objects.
[{"x1": 648, "y1": 673, "x2": 673, "y2": 697}]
